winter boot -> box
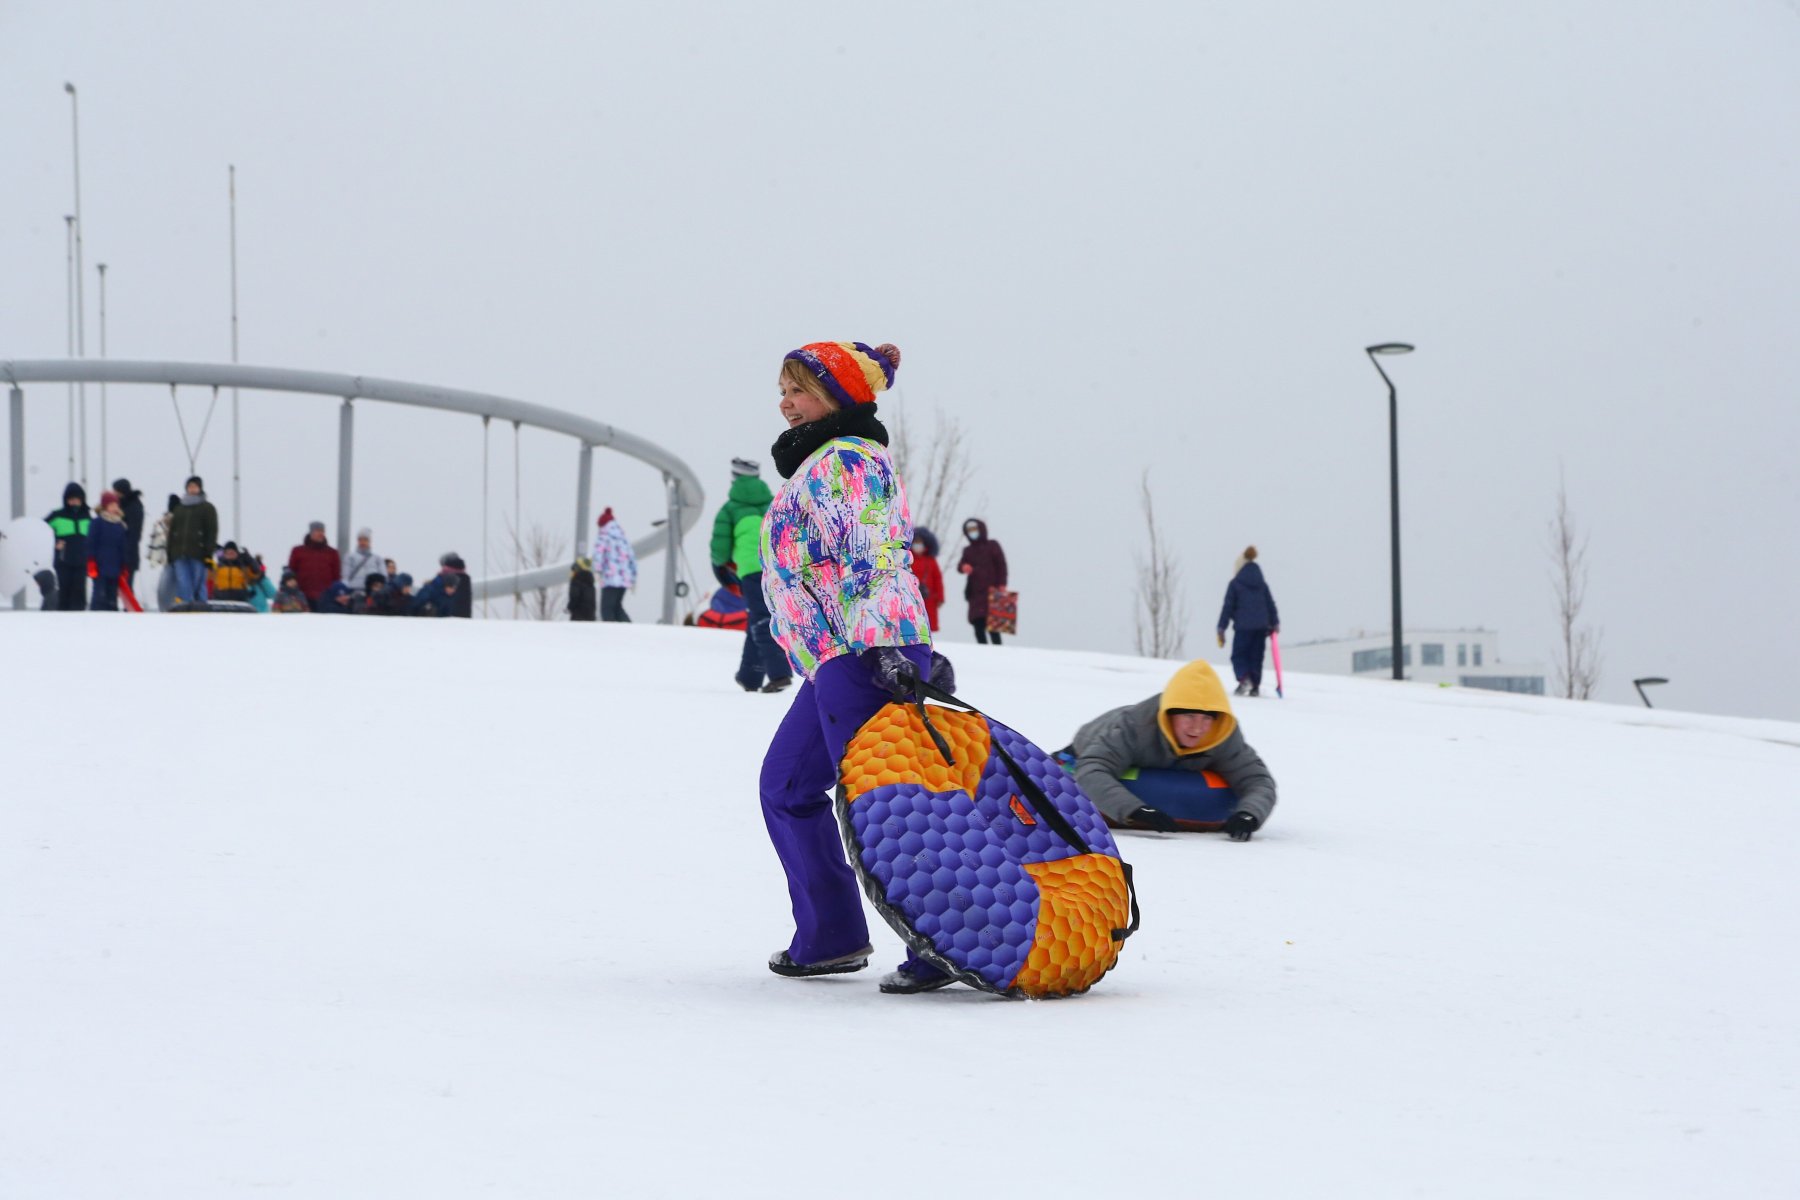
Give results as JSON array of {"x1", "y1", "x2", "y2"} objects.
[
  {"x1": 1249, "y1": 683, "x2": 1261, "y2": 698},
  {"x1": 878, "y1": 966, "x2": 956, "y2": 994},
  {"x1": 761, "y1": 676, "x2": 793, "y2": 694},
  {"x1": 1234, "y1": 679, "x2": 1250, "y2": 697},
  {"x1": 768, "y1": 944, "x2": 873, "y2": 978}
]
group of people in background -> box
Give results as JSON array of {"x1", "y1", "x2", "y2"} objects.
[
  {"x1": 39, "y1": 474, "x2": 475, "y2": 617},
  {"x1": 38, "y1": 468, "x2": 1283, "y2": 696}
]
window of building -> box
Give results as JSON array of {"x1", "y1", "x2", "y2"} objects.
[
  {"x1": 1457, "y1": 644, "x2": 1467, "y2": 666},
  {"x1": 1422, "y1": 643, "x2": 1444, "y2": 666},
  {"x1": 1473, "y1": 644, "x2": 1484, "y2": 667},
  {"x1": 1461, "y1": 675, "x2": 1545, "y2": 695},
  {"x1": 1353, "y1": 646, "x2": 1411, "y2": 673}
]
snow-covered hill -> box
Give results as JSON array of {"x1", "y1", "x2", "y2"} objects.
[{"x1": 3, "y1": 616, "x2": 1795, "y2": 1198}]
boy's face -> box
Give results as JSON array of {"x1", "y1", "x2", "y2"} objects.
[
  {"x1": 1170, "y1": 711, "x2": 1219, "y2": 750},
  {"x1": 186, "y1": 482, "x2": 201, "y2": 496}
]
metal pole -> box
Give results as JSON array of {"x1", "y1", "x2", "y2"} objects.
[
  {"x1": 336, "y1": 398, "x2": 354, "y2": 555},
  {"x1": 97, "y1": 263, "x2": 107, "y2": 484},
  {"x1": 229, "y1": 164, "x2": 241, "y2": 542},
  {"x1": 574, "y1": 442, "x2": 593, "y2": 560},
  {"x1": 1387, "y1": 375, "x2": 1402, "y2": 681},
  {"x1": 66, "y1": 83, "x2": 87, "y2": 490},
  {"x1": 64, "y1": 216, "x2": 75, "y2": 484},
  {"x1": 8, "y1": 386, "x2": 23, "y2": 609},
  {"x1": 662, "y1": 473, "x2": 681, "y2": 625}
]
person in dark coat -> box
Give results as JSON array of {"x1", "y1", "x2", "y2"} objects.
[
  {"x1": 384, "y1": 572, "x2": 415, "y2": 616},
  {"x1": 567, "y1": 557, "x2": 597, "y2": 621},
  {"x1": 288, "y1": 521, "x2": 341, "y2": 607},
  {"x1": 45, "y1": 482, "x2": 92, "y2": 611},
  {"x1": 410, "y1": 553, "x2": 473, "y2": 617},
  {"x1": 1216, "y1": 545, "x2": 1281, "y2": 697},
  {"x1": 167, "y1": 476, "x2": 220, "y2": 607},
  {"x1": 111, "y1": 478, "x2": 146, "y2": 591},
  {"x1": 955, "y1": 517, "x2": 1008, "y2": 645},
  {"x1": 87, "y1": 490, "x2": 132, "y2": 611}
]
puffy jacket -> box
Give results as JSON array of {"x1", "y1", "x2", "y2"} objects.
[
  {"x1": 341, "y1": 546, "x2": 385, "y2": 589},
  {"x1": 956, "y1": 519, "x2": 1008, "y2": 621},
  {"x1": 759, "y1": 436, "x2": 929, "y2": 679},
  {"x1": 592, "y1": 521, "x2": 638, "y2": 590},
  {"x1": 88, "y1": 512, "x2": 130, "y2": 580},
  {"x1": 911, "y1": 552, "x2": 945, "y2": 632},
  {"x1": 118, "y1": 490, "x2": 146, "y2": 570},
  {"x1": 1218, "y1": 561, "x2": 1279, "y2": 633},
  {"x1": 167, "y1": 496, "x2": 219, "y2": 562},
  {"x1": 711, "y1": 474, "x2": 774, "y2": 573},
  {"x1": 46, "y1": 486, "x2": 92, "y2": 569},
  {"x1": 411, "y1": 569, "x2": 472, "y2": 617},
  {"x1": 1070, "y1": 659, "x2": 1277, "y2": 826},
  {"x1": 288, "y1": 537, "x2": 341, "y2": 602},
  {"x1": 209, "y1": 555, "x2": 264, "y2": 601}
]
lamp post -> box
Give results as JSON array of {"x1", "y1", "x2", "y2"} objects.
[
  {"x1": 64, "y1": 214, "x2": 76, "y2": 482},
  {"x1": 1365, "y1": 342, "x2": 1416, "y2": 681},
  {"x1": 65, "y1": 82, "x2": 87, "y2": 489},
  {"x1": 97, "y1": 262, "x2": 108, "y2": 484}
]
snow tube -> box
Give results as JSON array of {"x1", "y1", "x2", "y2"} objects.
[
  {"x1": 1054, "y1": 750, "x2": 1238, "y2": 831},
  {"x1": 837, "y1": 689, "x2": 1139, "y2": 999}
]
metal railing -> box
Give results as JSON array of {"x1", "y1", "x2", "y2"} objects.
[{"x1": 3, "y1": 359, "x2": 704, "y2": 617}]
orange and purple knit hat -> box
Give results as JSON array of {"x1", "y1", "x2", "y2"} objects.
[{"x1": 784, "y1": 342, "x2": 900, "y2": 408}]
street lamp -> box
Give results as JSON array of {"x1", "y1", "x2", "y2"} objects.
[
  {"x1": 1633, "y1": 677, "x2": 1669, "y2": 708},
  {"x1": 97, "y1": 262, "x2": 108, "y2": 483},
  {"x1": 65, "y1": 82, "x2": 87, "y2": 489},
  {"x1": 1365, "y1": 342, "x2": 1416, "y2": 681}
]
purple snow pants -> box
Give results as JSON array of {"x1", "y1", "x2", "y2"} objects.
[{"x1": 759, "y1": 643, "x2": 932, "y2": 966}]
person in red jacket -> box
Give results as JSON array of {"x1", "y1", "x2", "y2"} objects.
[
  {"x1": 287, "y1": 521, "x2": 341, "y2": 609},
  {"x1": 909, "y1": 526, "x2": 945, "y2": 633}
]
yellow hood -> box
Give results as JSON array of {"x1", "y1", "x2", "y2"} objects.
[{"x1": 1157, "y1": 660, "x2": 1237, "y2": 755}]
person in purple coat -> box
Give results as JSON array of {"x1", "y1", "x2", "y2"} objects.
[
  {"x1": 955, "y1": 517, "x2": 1008, "y2": 645},
  {"x1": 1216, "y1": 545, "x2": 1280, "y2": 697}
]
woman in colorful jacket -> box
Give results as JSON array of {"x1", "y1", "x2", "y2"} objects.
[
  {"x1": 590, "y1": 508, "x2": 637, "y2": 622},
  {"x1": 757, "y1": 340, "x2": 951, "y2": 996}
]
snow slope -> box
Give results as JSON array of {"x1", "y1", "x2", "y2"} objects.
[{"x1": 2, "y1": 616, "x2": 1796, "y2": 1199}]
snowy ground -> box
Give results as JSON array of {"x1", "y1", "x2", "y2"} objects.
[{"x1": 3, "y1": 615, "x2": 1796, "y2": 1199}]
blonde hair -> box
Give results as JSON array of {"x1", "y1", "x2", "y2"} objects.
[{"x1": 780, "y1": 360, "x2": 839, "y2": 411}]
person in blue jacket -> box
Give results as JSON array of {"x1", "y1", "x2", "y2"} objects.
[
  {"x1": 87, "y1": 490, "x2": 132, "y2": 611},
  {"x1": 1216, "y1": 545, "x2": 1280, "y2": 697}
]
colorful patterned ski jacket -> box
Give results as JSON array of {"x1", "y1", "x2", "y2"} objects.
[
  {"x1": 592, "y1": 520, "x2": 638, "y2": 590},
  {"x1": 759, "y1": 436, "x2": 930, "y2": 679}
]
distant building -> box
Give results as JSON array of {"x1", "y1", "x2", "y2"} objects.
[{"x1": 1277, "y1": 629, "x2": 1548, "y2": 695}]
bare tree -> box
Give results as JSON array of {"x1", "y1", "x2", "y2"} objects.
[
  {"x1": 1133, "y1": 470, "x2": 1187, "y2": 659},
  {"x1": 1549, "y1": 471, "x2": 1603, "y2": 699},
  {"x1": 504, "y1": 516, "x2": 570, "y2": 621},
  {"x1": 890, "y1": 402, "x2": 977, "y2": 541}
]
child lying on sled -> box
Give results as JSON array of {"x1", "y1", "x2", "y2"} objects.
[{"x1": 1064, "y1": 658, "x2": 1277, "y2": 839}]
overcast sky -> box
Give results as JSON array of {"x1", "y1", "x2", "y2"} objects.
[{"x1": 5, "y1": 0, "x2": 1797, "y2": 721}]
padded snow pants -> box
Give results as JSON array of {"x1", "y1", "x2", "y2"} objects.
[
  {"x1": 759, "y1": 643, "x2": 932, "y2": 966},
  {"x1": 1231, "y1": 627, "x2": 1269, "y2": 687}
]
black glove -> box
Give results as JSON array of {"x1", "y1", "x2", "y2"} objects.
[
  {"x1": 928, "y1": 650, "x2": 957, "y2": 695},
  {"x1": 1225, "y1": 812, "x2": 1259, "y2": 841},
  {"x1": 1129, "y1": 805, "x2": 1178, "y2": 833},
  {"x1": 872, "y1": 647, "x2": 921, "y2": 699},
  {"x1": 713, "y1": 564, "x2": 740, "y2": 589}
]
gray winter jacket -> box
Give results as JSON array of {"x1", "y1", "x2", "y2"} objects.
[{"x1": 1071, "y1": 694, "x2": 1278, "y2": 826}]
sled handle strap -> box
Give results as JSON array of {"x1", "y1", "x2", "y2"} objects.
[
  {"x1": 988, "y1": 725, "x2": 1097, "y2": 859},
  {"x1": 912, "y1": 677, "x2": 1095, "y2": 856},
  {"x1": 1114, "y1": 861, "x2": 1141, "y2": 943}
]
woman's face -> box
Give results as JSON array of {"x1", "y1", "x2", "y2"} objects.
[{"x1": 778, "y1": 375, "x2": 834, "y2": 428}]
